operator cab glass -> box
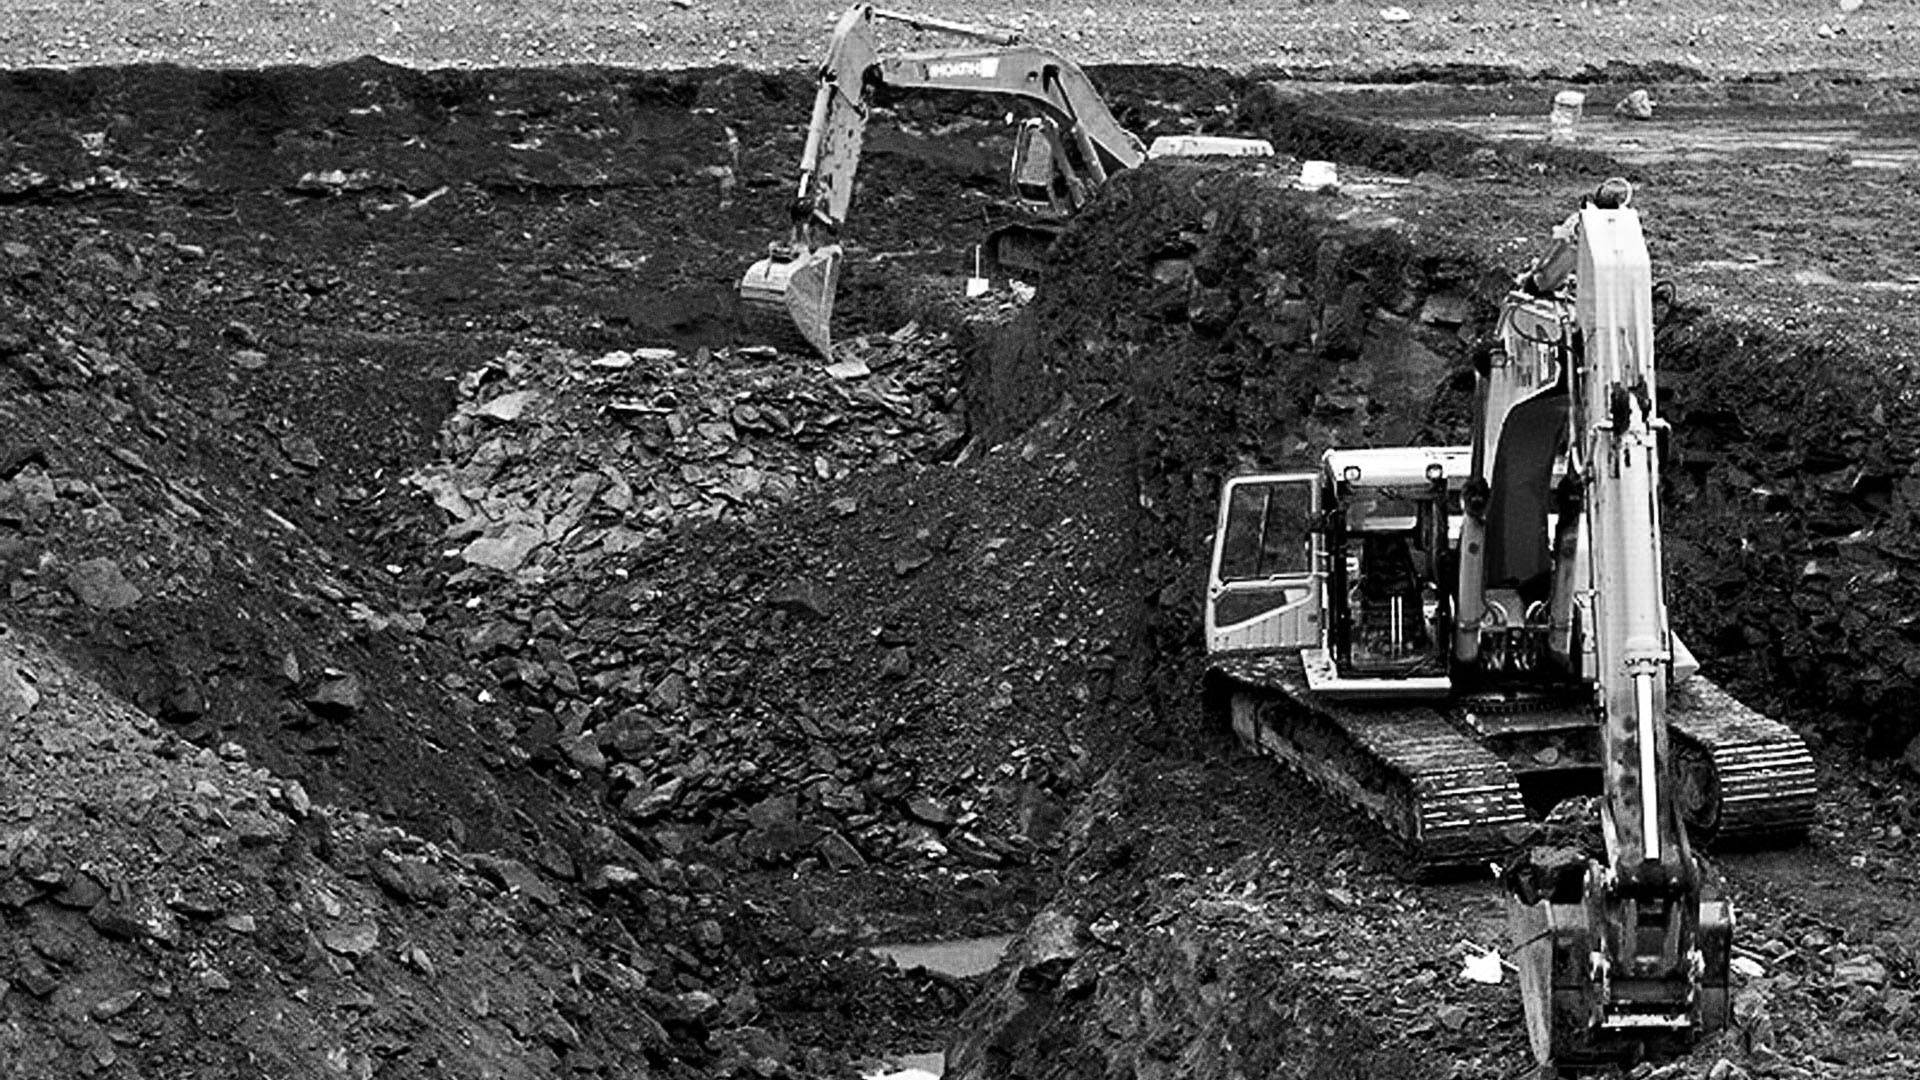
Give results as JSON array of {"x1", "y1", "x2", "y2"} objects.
[
  {"x1": 1324, "y1": 447, "x2": 1466, "y2": 680},
  {"x1": 1212, "y1": 476, "x2": 1315, "y2": 630}
]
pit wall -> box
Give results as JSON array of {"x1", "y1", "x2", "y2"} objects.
[
  {"x1": 934, "y1": 149, "x2": 1920, "y2": 1080},
  {"x1": 959, "y1": 162, "x2": 1490, "y2": 707},
  {"x1": 957, "y1": 158, "x2": 1920, "y2": 757}
]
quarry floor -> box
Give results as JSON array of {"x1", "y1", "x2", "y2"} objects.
[{"x1": 4, "y1": 4, "x2": 1920, "y2": 1080}]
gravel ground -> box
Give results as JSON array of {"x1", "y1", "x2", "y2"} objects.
[{"x1": 3, "y1": 0, "x2": 1918, "y2": 77}]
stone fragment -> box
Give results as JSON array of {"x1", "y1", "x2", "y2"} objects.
[
  {"x1": 741, "y1": 819, "x2": 824, "y2": 865},
  {"x1": 818, "y1": 831, "x2": 867, "y2": 872},
  {"x1": 372, "y1": 857, "x2": 452, "y2": 906},
  {"x1": 53, "y1": 872, "x2": 106, "y2": 909},
  {"x1": 1707, "y1": 1058, "x2": 1750, "y2": 1080},
  {"x1": 470, "y1": 855, "x2": 560, "y2": 908},
  {"x1": 560, "y1": 734, "x2": 606, "y2": 774},
  {"x1": 667, "y1": 990, "x2": 721, "y2": 1024},
  {"x1": 1416, "y1": 292, "x2": 1472, "y2": 326},
  {"x1": 461, "y1": 522, "x2": 545, "y2": 572},
  {"x1": 66, "y1": 558, "x2": 141, "y2": 610},
  {"x1": 91, "y1": 989, "x2": 143, "y2": 1020},
  {"x1": 0, "y1": 658, "x2": 39, "y2": 722},
  {"x1": 906, "y1": 796, "x2": 955, "y2": 827},
  {"x1": 1614, "y1": 89, "x2": 1655, "y2": 120},
  {"x1": 622, "y1": 776, "x2": 685, "y2": 821},
  {"x1": 878, "y1": 646, "x2": 911, "y2": 680},
  {"x1": 89, "y1": 897, "x2": 178, "y2": 944},
  {"x1": 322, "y1": 922, "x2": 380, "y2": 958},
  {"x1": 1733, "y1": 985, "x2": 1774, "y2": 1052},
  {"x1": 532, "y1": 841, "x2": 577, "y2": 882},
  {"x1": 767, "y1": 582, "x2": 826, "y2": 620},
  {"x1": 1015, "y1": 911, "x2": 1083, "y2": 991},
  {"x1": 1833, "y1": 954, "x2": 1888, "y2": 988},
  {"x1": 648, "y1": 672, "x2": 688, "y2": 712},
  {"x1": 747, "y1": 794, "x2": 798, "y2": 830},
  {"x1": 281, "y1": 435, "x2": 322, "y2": 470},
  {"x1": 305, "y1": 670, "x2": 364, "y2": 718},
  {"x1": 478, "y1": 390, "x2": 537, "y2": 422}
]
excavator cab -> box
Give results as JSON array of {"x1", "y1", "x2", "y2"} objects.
[{"x1": 1205, "y1": 473, "x2": 1322, "y2": 656}]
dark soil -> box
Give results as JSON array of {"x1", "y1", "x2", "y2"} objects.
[{"x1": 3, "y1": 40, "x2": 1919, "y2": 1080}]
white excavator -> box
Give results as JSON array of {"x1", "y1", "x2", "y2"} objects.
[
  {"x1": 739, "y1": 3, "x2": 1270, "y2": 356},
  {"x1": 1203, "y1": 180, "x2": 1815, "y2": 1070}
]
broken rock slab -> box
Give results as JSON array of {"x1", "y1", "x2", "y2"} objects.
[
  {"x1": 469, "y1": 855, "x2": 560, "y2": 908},
  {"x1": 460, "y1": 522, "x2": 545, "y2": 573},
  {"x1": 0, "y1": 657, "x2": 39, "y2": 721},
  {"x1": 321, "y1": 921, "x2": 381, "y2": 958},
  {"x1": 478, "y1": 389, "x2": 538, "y2": 422},
  {"x1": 66, "y1": 557, "x2": 141, "y2": 610},
  {"x1": 819, "y1": 831, "x2": 867, "y2": 871},
  {"x1": 305, "y1": 670, "x2": 364, "y2": 719},
  {"x1": 1015, "y1": 910, "x2": 1084, "y2": 991}
]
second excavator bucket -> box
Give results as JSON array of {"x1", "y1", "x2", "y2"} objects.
[{"x1": 739, "y1": 243, "x2": 843, "y2": 358}]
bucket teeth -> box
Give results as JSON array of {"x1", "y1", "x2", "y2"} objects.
[{"x1": 739, "y1": 244, "x2": 843, "y2": 358}]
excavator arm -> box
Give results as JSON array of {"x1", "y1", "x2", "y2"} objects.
[
  {"x1": 793, "y1": 8, "x2": 1145, "y2": 238},
  {"x1": 739, "y1": 4, "x2": 1171, "y2": 357},
  {"x1": 1507, "y1": 182, "x2": 1731, "y2": 1070}
]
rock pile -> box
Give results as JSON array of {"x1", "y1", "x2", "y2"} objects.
[{"x1": 0, "y1": 625, "x2": 680, "y2": 1078}]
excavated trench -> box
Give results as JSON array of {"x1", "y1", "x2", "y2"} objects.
[{"x1": 4, "y1": 58, "x2": 1920, "y2": 1080}]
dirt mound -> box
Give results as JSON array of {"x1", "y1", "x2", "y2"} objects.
[{"x1": 1, "y1": 625, "x2": 676, "y2": 1080}]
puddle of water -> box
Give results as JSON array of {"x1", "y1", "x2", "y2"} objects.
[
  {"x1": 855, "y1": 935, "x2": 1015, "y2": 1078},
  {"x1": 863, "y1": 1051, "x2": 944, "y2": 1080},
  {"x1": 869, "y1": 934, "x2": 1016, "y2": 979}
]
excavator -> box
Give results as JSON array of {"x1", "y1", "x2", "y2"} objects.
[
  {"x1": 739, "y1": 3, "x2": 1270, "y2": 356},
  {"x1": 1203, "y1": 180, "x2": 1815, "y2": 1070}
]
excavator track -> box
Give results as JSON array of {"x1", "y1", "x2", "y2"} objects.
[
  {"x1": 1669, "y1": 677, "x2": 1817, "y2": 844},
  {"x1": 1215, "y1": 655, "x2": 1815, "y2": 870},
  {"x1": 1214, "y1": 653, "x2": 1530, "y2": 874}
]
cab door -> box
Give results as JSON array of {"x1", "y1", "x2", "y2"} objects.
[{"x1": 1205, "y1": 473, "x2": 1323, "y2": 654}]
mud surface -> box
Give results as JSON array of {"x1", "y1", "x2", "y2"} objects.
[{"x1": 3, "y1": 12, "x2": 1920, "y2": 1080}]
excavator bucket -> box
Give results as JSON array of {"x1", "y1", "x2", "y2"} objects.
[
  {"x1": 738, "y1": 244, "x2": 843, "y2": 358},
  {"x1": 1508, "y1": 888, "x2": 1732, "y2": 1070}
]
